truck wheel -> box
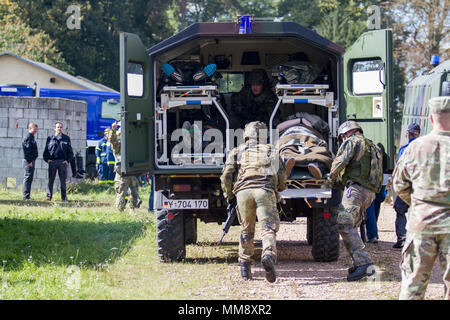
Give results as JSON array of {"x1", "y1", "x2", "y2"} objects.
[
  {"x1": 156, "y1": 209, "x2": 186, "y2": 262},
  {"x1": 311, "y1": 208, "x2": 339, "y2": 262},
  {"x1": 306, "y1": 216, "x2": 313, "y2": 245},
  {"x1": 184, "y1": 214, "x2": 197, "y2": 244}
]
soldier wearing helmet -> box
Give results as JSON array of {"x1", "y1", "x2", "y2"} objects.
[
  {"x1": 230, "y1": 69, "x2": 277, "y2": 129},
  {"x1": 220, "y1": 121, "x2": 287, "y2": 283},
  {"x1": 325, "y1": 120, "x2": 383, "y2": 281}
]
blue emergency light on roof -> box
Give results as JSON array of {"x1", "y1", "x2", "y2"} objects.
[
  {"x1": 238, "y1": 15, "x2": 253, "y2": 34},
  {"x1": 430, "y1": 55, "x2": 440, "y2": 66}
]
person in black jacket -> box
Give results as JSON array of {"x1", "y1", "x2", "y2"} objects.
[
  {"x1": 22, "y1": 122, "x2": 39, "y2": 200},
  {"x1": 43, "y1": 121, "x2": 74, "y2": 202}
]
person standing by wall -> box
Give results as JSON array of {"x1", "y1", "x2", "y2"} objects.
[
  {"x1": 22, "y1": 122, "x2": 39, "y2": 200},
  {"x1": 105, "y1": 131, "x2": 116, "y2": 185},
  {"x1": 43, "y1": 121, "x2": 74, "y2": 202},
  {"x1": 96, "y1": 129, "x2": 110, "y2": 185}
]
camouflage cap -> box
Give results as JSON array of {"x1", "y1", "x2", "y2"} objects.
[
  {"x1": 429, "y1": 96, "x2": 450, "y2": 113},
  {"x1": 338, "y1": 120, "x2": 362, "y2": 138},
  {"x1": 243, "y1": 121, "x2": 268, "y2": 140}
]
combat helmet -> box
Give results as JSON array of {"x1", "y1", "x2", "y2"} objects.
[
  {"x1": 249, "y1": 69, "x2": 268, "y2": 86},
  {"x1": 243, "y1": 121, "x2": 268, "y2": 142},
  {"x1": 338, "y1": 121, "x2": 362, "y2": 139}
]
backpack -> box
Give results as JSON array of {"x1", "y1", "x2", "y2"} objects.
[{"x1": 364, "y1": 138, "x2": 384, "y2": 193}]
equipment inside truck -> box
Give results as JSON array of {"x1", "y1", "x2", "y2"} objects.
[{"x1": 153, "y1": 36, "x2": 339, "y2": 170}]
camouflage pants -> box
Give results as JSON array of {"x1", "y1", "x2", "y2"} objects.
[
  {"x1": 399, "y1": 232, "x2": 450, "y2": 300},
  {"x1": 114, "y1": 174, "x2": 139, "y2": 211},
  {"x1": 236, "y1": 188, "x2": 280, "y2": 264},
  {"x1": 337, "y1": 183, "x2": 375, "y2": 267}
]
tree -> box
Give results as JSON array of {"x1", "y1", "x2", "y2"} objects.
[
  {"x1": 386, "y1": 0, "x2": 449, "y2": 80},
  {"x1": 13, "y1": 0, "x2": 174, "y2": 90},
  {"x1": 168, "y1": 0, "x2": 278, "y2": 33},
  {"x1": 277, "y1": 0, "x2": 321, "y2": 29},
  {"x1": 0, "y1": 0, "x2": 72, "y2": 73}
]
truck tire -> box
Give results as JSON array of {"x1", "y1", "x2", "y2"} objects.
[
  {"x1": 156, "y1": 209, "x2": 186, "y2": 262},
  {"x1": 306, "y1": 216, "x2": 313, "y2": 245},
  {"x1": 184, "y1": 214, "x2": 197, "y2": 244},
  {"x1": 311, "y1": 208, "x2": 339, "y2": 262}
]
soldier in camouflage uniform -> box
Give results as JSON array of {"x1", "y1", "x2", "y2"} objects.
[
  {"x1": 110, "y1": 121, "x2": 140, "y2": 211},
  {"x1": 230, "y1": 69, "x2": 277, "y2": 129},
  {"x1": 325, "y1": 120, "x2": 383, "y2": 281},
  {"x1": 393, "y1": 96, "x2": 450, "y2": 300},
  {"x1": 220, "y1": 121, "x2": 287, "y2": 283}
]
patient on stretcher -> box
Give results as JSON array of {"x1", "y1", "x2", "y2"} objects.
[{"x1": 276, "y1": 112, "x2": 333, "y2": 179}]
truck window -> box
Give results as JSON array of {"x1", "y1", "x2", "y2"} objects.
[
  {"x1": 127, "y1": 62, "x2": 144, "y2": 97},
  {"x1": 352, "y1": 59, "x2": 384, "y2": 95},
  {"x1": 218, "y1": 73, "x2": 244, "y2": 93},
  {"x1": 101, "y1": 99, "x2": 121, "y2": 120}
]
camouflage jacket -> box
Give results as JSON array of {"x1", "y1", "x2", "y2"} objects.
[
  {"x1": 329, "y1": 133, "x2": 382, "y2": 192},
  {"x1": 393, "y1": 129, "x2": 450, "y2": 234},
  {"x1": 220, "y1": 140, "x2": 287, "y2": 202},
  {"x1": 329, "y1": 133, "x2": 366, "y2": 182},
  {"x1": 231, "y1": 86, "x2": 277, "y2": 125},
  {"x1": 109, "y1": 128, "x2": 121, "y2": 173}
]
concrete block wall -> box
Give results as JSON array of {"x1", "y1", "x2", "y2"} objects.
[{"x1": 0, "y1": 96, "x2": 87, "y2": 193}]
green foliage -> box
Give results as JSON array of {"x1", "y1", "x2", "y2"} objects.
[
  {"x1": 0, "y1": 183, "x2": 151, "y2": 299},
  {"x1": 0, "y1": 0, "x2": 73, "y2": 73},
  {"x1": 12, "y1": 0, "x2": 174, "y2": 90},
  {"x1": 277, "y1": 0, "x2": 321, "y2": 29}
]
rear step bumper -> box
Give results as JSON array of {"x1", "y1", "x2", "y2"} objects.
[{"x1": 279, "y1": 188, "x2": 332, "y2": 199}]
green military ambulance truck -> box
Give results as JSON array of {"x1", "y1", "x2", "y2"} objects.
[
  {"x1": 400, "y1": 59, "x2": 450, "y2": 147},
  {"x1": 118, "y1": 18, "x2": 395, "y2": 262}
]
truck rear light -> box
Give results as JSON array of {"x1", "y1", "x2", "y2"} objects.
[
  {"x1": 323, "y1": 212, "x2": 331, "y2": 219},
  {"x1": 173, "y1": 184, "x2": 191, "y2": 192}
]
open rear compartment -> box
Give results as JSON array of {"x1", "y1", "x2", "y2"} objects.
[
  {"x1": 152, "y1": 35, "x2": 340, "y2": 173},
  {"x1": 147, "y1": 22, "x2": 343, "y2": 262}
]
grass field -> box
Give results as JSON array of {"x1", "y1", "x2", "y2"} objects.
[
  {"x1": 4, "y1": 181, "x2": 440, "y2": 301},
  {"x1": 0, "y1": 181, "x2": 241, "y2": 300}
]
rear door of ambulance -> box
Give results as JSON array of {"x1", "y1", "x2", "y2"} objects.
[
  {"x1": 342, "y1": 29, "x2": 395, "y2": 171},
  {"x1": 119, "y1": 32, "x2": 154, "y2": 175}
]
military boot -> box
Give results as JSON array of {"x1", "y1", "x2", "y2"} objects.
[
  {"x1": 261, "y1": 254, "x2": 276, "y2": 283},
  {"x1": 240, "y1": 261, "x2": 252, "y2": 280},
  {"x1": 347, "y1": 263, "x2": 375, "y2": 282}
]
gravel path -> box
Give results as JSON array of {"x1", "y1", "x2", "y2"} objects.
[{"x1": 227, "y1": 202, "x2": 446, "y2": 300}]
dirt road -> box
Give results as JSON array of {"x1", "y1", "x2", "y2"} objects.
[{"x1": 223, "y1": 203, "x2": 446, "y2": 300}]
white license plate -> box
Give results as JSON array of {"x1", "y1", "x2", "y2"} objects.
[{"x1": 163, "y1": 199, "x2": 209, "y2": 210}]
